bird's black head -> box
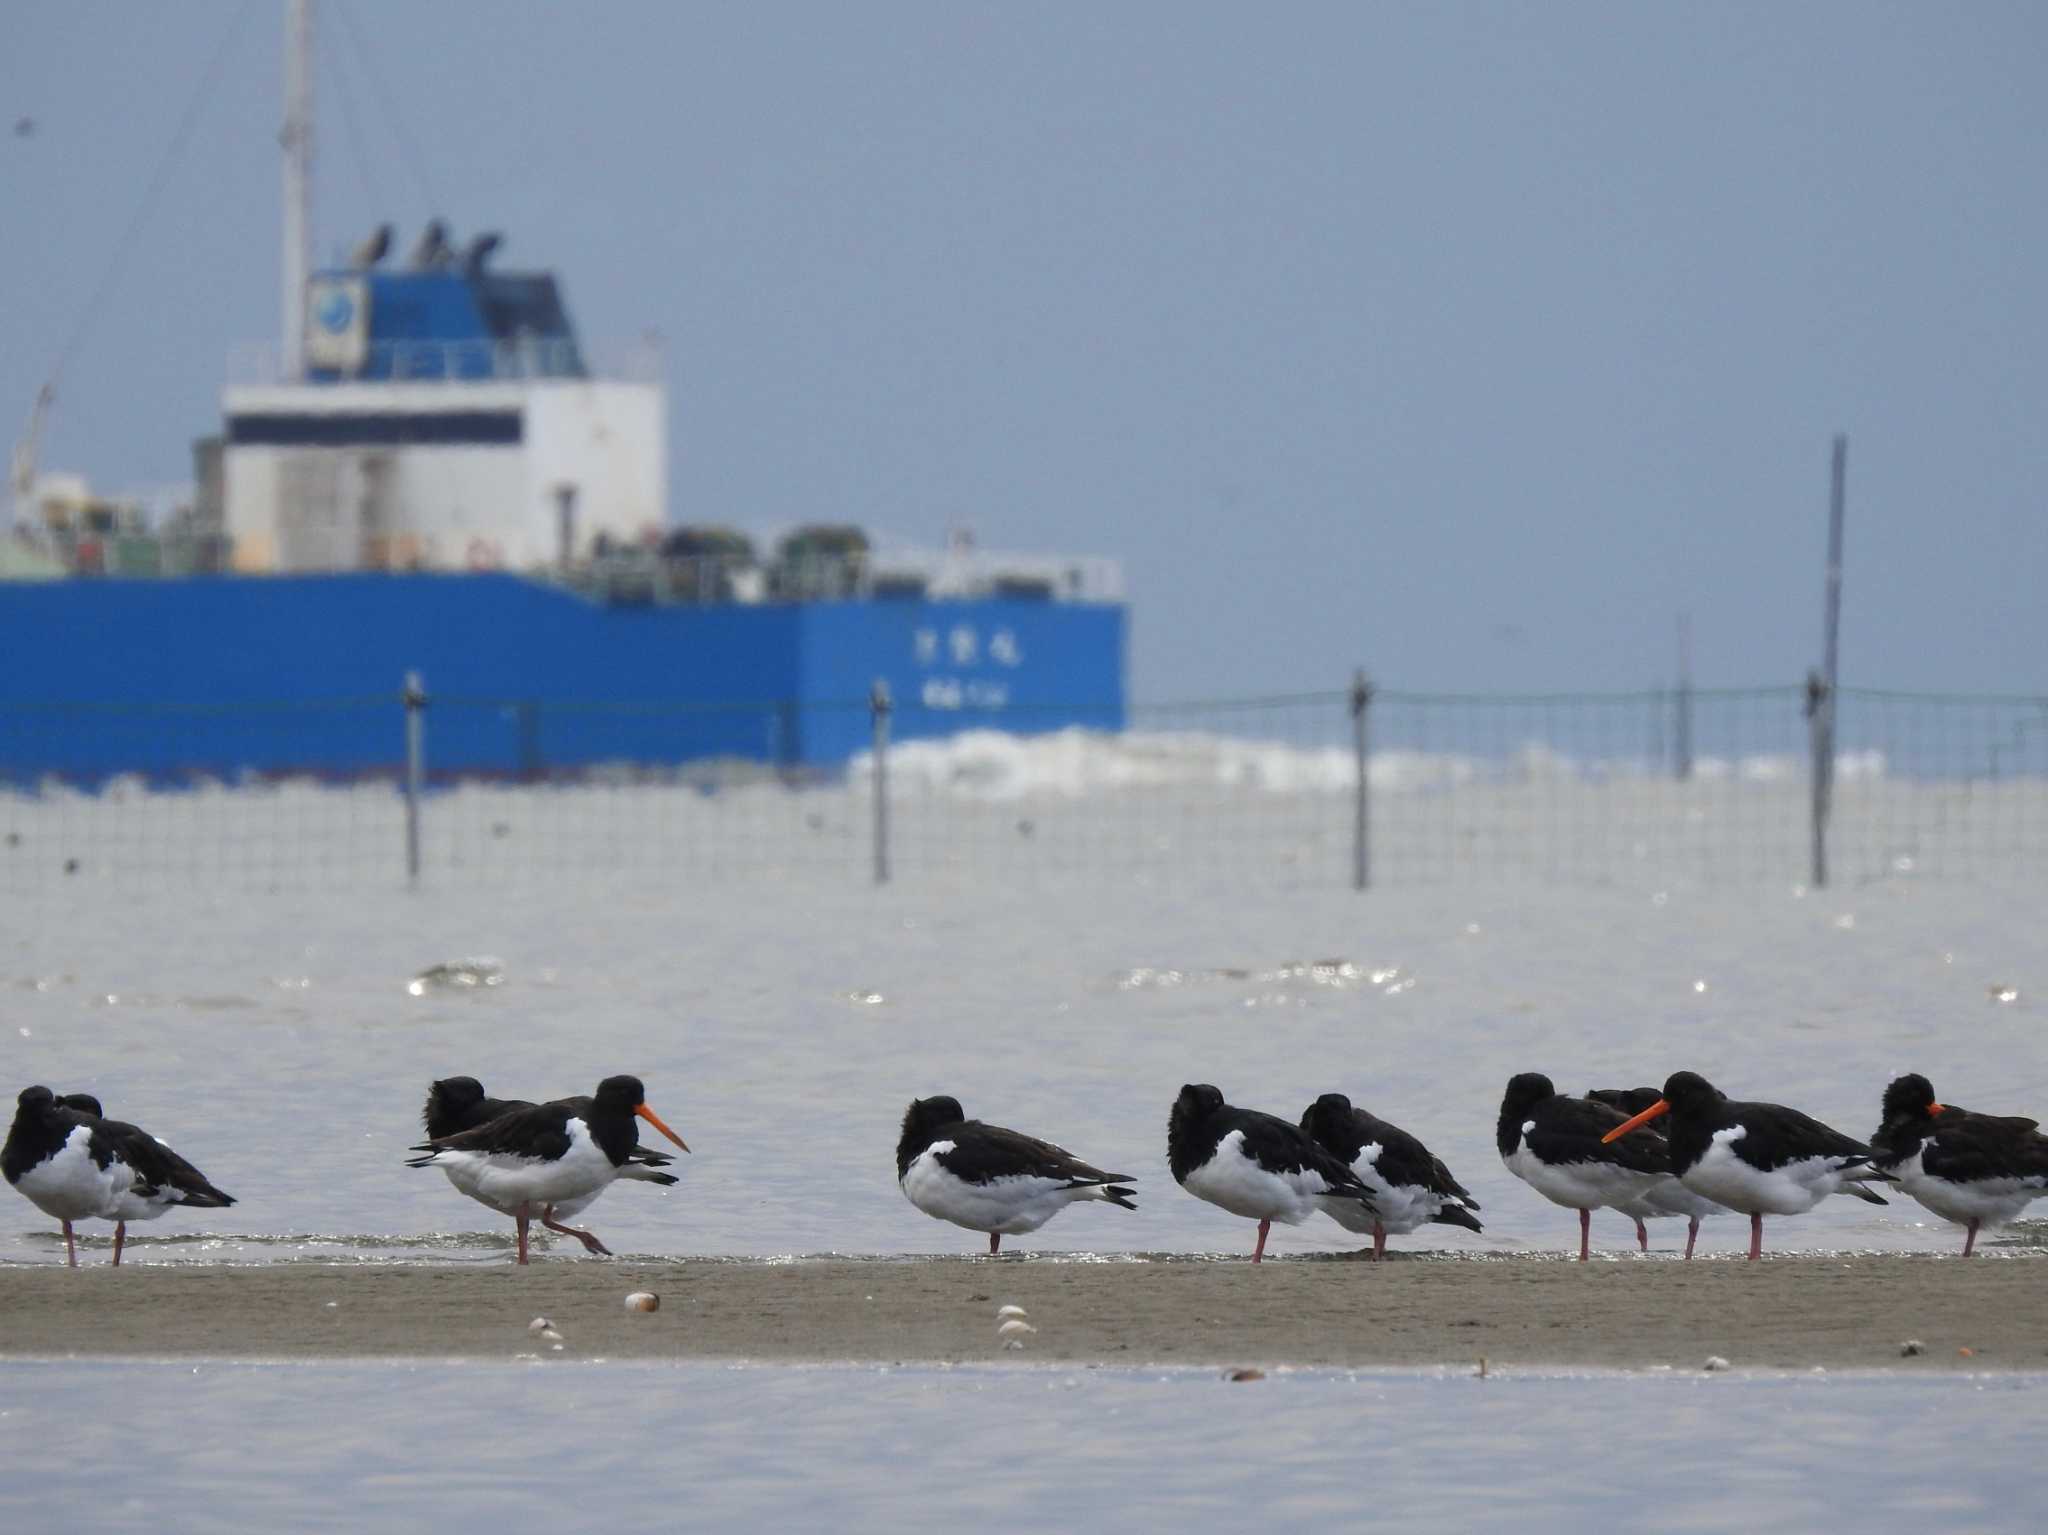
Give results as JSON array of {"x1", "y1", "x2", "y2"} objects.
[
  {"x1": 1660, "y1": 1071, "x2": 1723, "y2": 1114},
  {"x1": 594, "y1": 1075, "x2": 649, "y2": 1108},
  {"x1": 1301, "y1": 1092, "x2": 1364, "y2": 1161},
  {"x1": 1499, "y1": 1073, "x2": 1557, "y2": 1122},
  {"x1": 424, "y1": 1076, "x2": 488, "y2": 1137},
  {"x1": 57, "y1": 1092, "x2": 104, "y2": 1118},
  {"x1": 896, "y1": 1095, "x2": 967, "y2": 1176},
  {"x1": 1172, "y1": 1083, "x2": 1224, "y2": 1127},
  {"x1": 1497, "y1": 1073, "x2": 1560, "y2": 1157},
  {"x1": 1881, "y1": 1073, "x2": 1941, "y2": 1122},
  {"x1": 1167, "y1": 1084, "x2": 1228, "y2": 1182},
  {"x1": 430, "y1": 1076, "x2": 486, "y2": 1111},
  {"x1": 16, "y1": 1085, "x2": 56, "y2": 1113},
  {"x1": 1303, "y1": 1091, "x2": 1353, "y2": 1124},
  {"x1": 592, "y1": 1075, "x2": 689, "y2": 1157}
]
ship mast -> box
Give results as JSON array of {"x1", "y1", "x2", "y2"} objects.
[{"x1": 280, "y1": 0, "x2": 314, "y2": 381}]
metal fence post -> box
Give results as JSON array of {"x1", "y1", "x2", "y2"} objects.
[
  {"x1": 1804, "y1": 668, "x2": 1829, "y2": 888},
  {"x1": 1350, "y1": 669, "x2": 1373, "y2": 891},
  {"x1": 403, "y1": 670, "x2": 427, "y2": 887},
  {"x1": 870, "y1": 679, "x2": 891, "y2": 886}
]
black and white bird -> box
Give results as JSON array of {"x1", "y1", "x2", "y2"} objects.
[
  {"x1": 3, "y1": 1086, "x2": 235, "y2": 1267},
  {"x1": 1168, "y1": 1084, "x2": 1376, "y2": 1263},
  {"x1": 1870, "y1": 1073, "x2": 2048, "y2": 1256},
  {"x1": 1298, "y1": 1092, "x2": 1481, "y2": 1259},
  {"x1": 1588, "y1": 1086, "x2": 1727, "y2": 1259},
  {"x1": 350, "y1": 222, "x2": 393, "y2": 268},
  {"x1": 1497, "y1": 1073, "x2": 1671, "y2": 1261},
  {"x1": 406, "y1": 1075, "x2": 688, "y2": 1264},
  {"x1": 408, "y1": 217, "x2": 454, "y2": 270},
  {"x1": 419, "y1": 1076, "x2": 680, "y2": 1253},
  {"x1": 1603, "y1": 1070, "x2": 1891, "y2": 1259},
  {"x1": 895, "y1": 1095, "x2": 1136, "y2": 1255}
]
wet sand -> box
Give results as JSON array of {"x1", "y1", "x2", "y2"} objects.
[{"x1": 3, "y1": 1253, "x2": 2042, "y2": 1369}]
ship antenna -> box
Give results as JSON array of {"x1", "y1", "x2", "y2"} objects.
[{"x1": 281, "y1": 0, "x2": 315, "y2": 381}]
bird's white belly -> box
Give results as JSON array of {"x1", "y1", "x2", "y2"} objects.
[
  {"x1": 1680, "y1": 1135, "x2": 1836, "y2": 1215},
  {"x1": 103, "y1": 1186, "x2": 182, "y2": 1223},
  {"x1": 1332, "y1": 1148, "x2": 1433, "y2": 1235},
  {"x1": 901, "y1": 1149, "x2": 1081, "y2": 1235},
  {"x1": 1503, "y1": 1144, "x2": 1659, "y2": 1212},
  {"x1": 13, "y1": 1128, "x2": 127, "y2": 1222},
  {"x1": 1184, "y1": 1132, "x2": 1331, "y2": 1225},
  {"x1": 435, "y1": 1127, "x2": 617, "y2": 1214}
]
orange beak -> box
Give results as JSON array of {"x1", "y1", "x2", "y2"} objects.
[
  {"x1": 1927, "y1": 1101, "x2": 1946, "y2": 1116},
  {"x1": 1601, "y1": 1099, "x2": 1669, "y2": 1143},
  {"x1": 636, "y1": 1102, "x2": 690, "y2": 1152}
]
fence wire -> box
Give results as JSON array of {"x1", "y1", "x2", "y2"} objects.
[{"x1": 1, "y1": 686, "x2": 2043, "y2": 894}]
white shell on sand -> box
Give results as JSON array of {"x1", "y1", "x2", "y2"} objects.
[
  {"x1": 995, "y1": 1304, "x2": 1028, "y2": 1320},
  {"x1": 997, "y1": 1318, "x2": 1036, "y2": 1338},
  {"x1": 625, "y1": 1291, "x2": 661, "y2": 1313},
  {"x1": 528, "y1": 1316, "x2": 553, "y2": 1334}
]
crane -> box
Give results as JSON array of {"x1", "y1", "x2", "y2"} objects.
[{"x1": 9, "y1": 381, "x2": 55, "y2": 527}]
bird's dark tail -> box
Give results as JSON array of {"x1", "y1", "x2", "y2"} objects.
[
  {"x1": 1100, "y1": 1184, "x2": 1138, "y2": 1210},
  {"x1": 1841, "y1": 1181, "x2": 1890, "y2": 1206},
  {"x1": 1431, "y1": 1204, "x2": 1484, "y2": 1233}
]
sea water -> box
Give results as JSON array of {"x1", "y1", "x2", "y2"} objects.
[
  {"x1": 0, "y1": 1360, "x2": 2036, "y2": 1532},
  {"x1": 4, "y1": 861, "x2": 2044, "y2": 1528}
]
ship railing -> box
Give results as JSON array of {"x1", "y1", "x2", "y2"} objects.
[
  {"x1": 226, "y1": 337, "x2": 664, "y2": 387},
  {"x1": 556, "y1": 545, "x2": 1123, "y2": 607}
]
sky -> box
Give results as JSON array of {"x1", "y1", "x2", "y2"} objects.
[{"x1": 3, "y1": 2, "x2": 2044, "y2": 700}]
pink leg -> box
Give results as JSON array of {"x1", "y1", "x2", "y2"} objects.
[
  {"x1": 1634, "y1": 1217, "x2": 1649, "y2": 1253},
  {"x1": 989, "y1": 1232, "x2": 1001, "y2": 1255},
  {"x1": 1252, "y1": 1218, "x2": 1270, "y2": 1264},
  {"x1": 64, "y1": 1219, "x2": 77, "y2": 1269},
  {"x1": 1748, "y1": 1211, "x2": 1763, "y2": 1261},
  {"x1": 1963, "y1": 1219, "x2": 1979, "y2": 1257},
  {"x1": 1372, "y1": 1221, "x2": 1386, "y2": 1262},
  {"x1": 540, "y1": 1206, "x2": 611, "y2": 1256},
  {"x1": 112, "y1": 1221, "x2": 126, "y2": 1267},
  {"x1": 514, "y1": 1206, "x2": 531, "y2": 1265},
  {"x1": 1684, "y1": 1217, "x2": 1699, "y2": 1260},
  {"x1": 1578, "y1": 1207, "x2": 1591, "y2": 1262}
]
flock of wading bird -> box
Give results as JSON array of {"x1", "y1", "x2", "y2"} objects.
[{"x1": 6, "y1": 1070, "x2": 2046, "y2": 1267}]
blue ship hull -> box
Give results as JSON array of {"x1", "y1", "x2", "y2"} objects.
[{"x1": 0, "y1": 574, "x2": 1126, "y2": 784}]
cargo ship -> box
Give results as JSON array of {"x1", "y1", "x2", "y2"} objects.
[{"x1": 1, "y1": 3, "x2": 1125, "y2": 785}]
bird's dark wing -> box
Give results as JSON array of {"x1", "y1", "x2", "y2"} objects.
[
  {"x1": 1530, "y1": 1098, "x2": 1671, "y2": 1176},
  {"x1": 95, "y1": 1119, "x2": 235, "y2": 1207},
  {"x1": 1360, "y1": 1113, "x2": 1476, "y2": 1203},
  {"x1": 1920, "y1": 1113, "x2": 2048, "y2": 1186},
  {"x1": 410, "y1": 1100, "x2": 573, "y2": 1161},
  {"x1": 1727, "y1": 1102, "x2": 1877, "y2": 1169},
  {"x1": 944, "y1": 1121, "x2": 1133, "y2": 1188},
  {"x1": 1234, "y1": 1110, "x2": 1374, "y2": 1204}
]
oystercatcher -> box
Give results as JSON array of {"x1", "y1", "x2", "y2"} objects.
[
  {"x1": 1871, "y1": 1073, "x2": 2048, "y2": 1255},
  {"x1": 895, "y1": 1095, "x2": 1136, "y2": 1254},
  {"x1": 1497, "y1": 1073, "x2": 1670, "y2": 1261},
  {"x1": 1602, "y1": 1070, "x2": 1891, "y2": 1259},
  {"x1": 1168, "y1": 1084, "x2": 1376, "y2": 1262},
  {"x1": 420, "y1": 1076, "x2": 679, "y2": 1253},
  {"x1": 406, "y1": 1075, "x2": 688, "y2": 1264},
  {"x1": 3, "y1": 1085, "x2": 236, "y2": 1267},
  {"x1": 1298, "y1": 1092, "x2": 1481, "y2": 1259},
  {"x1": 1588, "y1": 1087, "x2": 1726, "y2": 1259}
]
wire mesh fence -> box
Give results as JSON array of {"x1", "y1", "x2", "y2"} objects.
[{"x1": 1, "y1": 684, "x2": 2044, "y2": 894}]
